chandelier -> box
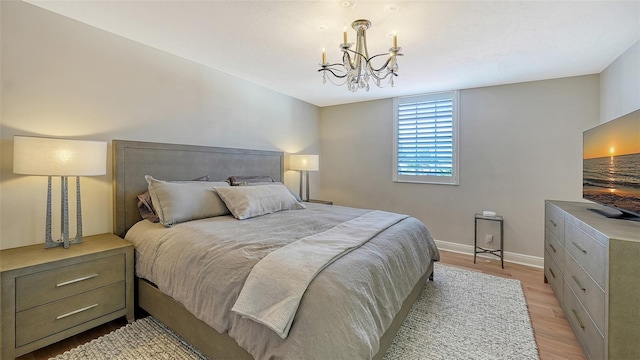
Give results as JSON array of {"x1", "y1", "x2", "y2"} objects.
[{"x1": 318, "y1": 19, "x2": 402, "y2": 92}]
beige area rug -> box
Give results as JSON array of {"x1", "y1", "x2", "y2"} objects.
[{"x1": 52, "y1": 264, "x2": 539, "y2": 360}]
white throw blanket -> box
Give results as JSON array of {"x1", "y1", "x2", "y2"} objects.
[{"x1": 231, "y1": 210, "x2": 409, "y2": 339}]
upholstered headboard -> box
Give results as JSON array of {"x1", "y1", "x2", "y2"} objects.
[{"x1": 112, "y1": 140, "x2": 284, "y2": 237}]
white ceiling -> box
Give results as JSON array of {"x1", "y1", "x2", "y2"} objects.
[{"x1": 27, "y1": 1, "x2": 640, "y2": 107}]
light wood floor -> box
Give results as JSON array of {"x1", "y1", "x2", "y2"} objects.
[
  {"x1": 440, "y1": 250, "x2": 586, "y2": 360},
  {"x1": 19, "y1": 250, "x2": 585, "y2": 360}
]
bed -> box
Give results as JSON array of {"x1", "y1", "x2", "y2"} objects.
[{"x1": 113, "y1": 140, "x2": 439, "y2": 359}]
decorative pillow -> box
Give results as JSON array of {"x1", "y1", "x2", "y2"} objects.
[
  {"x1": 137, "y1": 175, "x2": 210, "y2": 222},
  {"x1": 227, "y1": 175, "x2": 275, "y2": 186},
  {"x1": 137, "y1": 191, "x2": 159, "y2": 223},
  {"x1": 214, "y1": 184, "x2": 305, "y2": 220},
  {"x1": 238, "y1": 181, "x2": 302, "y2": 202},
  {"x1": 145, "y1": 175, "x2": 230, "y2": 226}
]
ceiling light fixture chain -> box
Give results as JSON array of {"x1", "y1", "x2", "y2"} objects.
[{"x1": 319, "y1": 19, "x2": 402, "y2": 92}]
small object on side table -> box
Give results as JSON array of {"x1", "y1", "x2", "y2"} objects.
[
  {"x1": 0, "y1": 233, "x2": 134, "y2": 359},
  {"x1": 473, "y1": 213, "x2": 504, "y2": 268}
]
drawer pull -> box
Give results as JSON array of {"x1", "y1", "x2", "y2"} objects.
[
  {"x1": 571, "y1": 241, "x2": 587, "y2": 254},
  {"x1": 549, "y1": 219, "x2": 558, "y2": 227},
  {"x1": 56, "y1": 303, "x2": 99, "y2": 320},
  {"x1": 549, "y1": 243, "x2": 557, "y2": 253},
  {"x1": 572, "y1": 275, "x2": 586, "y2": 291},
  {"x1": 56, "y1": 274, "x2": 98, "y2": 287},
  {"x1": 549, "y1": 268, "x2": 556, "y2": 279},
  {"x1": 571, "y1": 309, "x2": 586, "y2": 330}
]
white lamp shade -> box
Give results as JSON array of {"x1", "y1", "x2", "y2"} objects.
[
  {"x1": 13, "y1": 136, "x2": 107, "y2": 176},
  {"x1": 290, "y1": 154, "x2": 319, "y2": 171}
]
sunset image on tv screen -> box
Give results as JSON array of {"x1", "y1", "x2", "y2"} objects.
[{"x1": 583, "y1": 109, "x2": 640, "y2": 215}]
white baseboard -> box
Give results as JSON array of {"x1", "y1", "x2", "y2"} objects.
[{"x1": 434, "y1": 239, "x2": 543, "y2": 269}]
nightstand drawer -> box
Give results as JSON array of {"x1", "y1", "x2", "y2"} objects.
[
  {"x1": 16, "y1": 254, "x2": 125, "y2": 311},
  {"x1": 15, "y1": 281, "x2": 125, "y2": 347}
]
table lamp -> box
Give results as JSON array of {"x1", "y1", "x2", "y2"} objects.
[
  {"x1": 289, "y1": 154, "x2": 319, "y2": 202},
  {"x1": 13, "y1": 136, "x2": 107, "y2": 249}
]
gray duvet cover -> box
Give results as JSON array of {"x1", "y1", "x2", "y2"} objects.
[{"x1": 126, "y1": 203, "x2": 439, "y2": 359}]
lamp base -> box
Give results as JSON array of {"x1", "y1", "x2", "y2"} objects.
[
  {"x1": 45, "y1": 237, "x2": 83, "y2": 249},
  {"x1": 298, "y1": 170, "x2": 311, "y2": 202},
  {"x1": 45, "y1": 176, "x2": 84, "y2": 249}
]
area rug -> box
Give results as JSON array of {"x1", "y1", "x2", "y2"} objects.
[
  {"x1": 51, "y1": 263, "x2": 538, "y2": 360},
  {"x1": 383, "y1": 264, "x2": 539, "y2": 360}
]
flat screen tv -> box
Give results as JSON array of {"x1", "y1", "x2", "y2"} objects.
[{"x1": 583, "y1": 109, "x2": 640, "y2": 221}]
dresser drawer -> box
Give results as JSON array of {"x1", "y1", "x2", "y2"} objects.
[
  {"x1": 545, "y1": 229, "x2": 565, "y2": 272},
  {"x1": 565, "y1": 253, "x2": 605, "y2": 333},
  {"x1": 16, "y1": 254, "x2": 125, "y2": 311},
  {"x1": 545, "y1": 203, "x2": 565, "y2": 244},
  {"x1": 564, "y1": 283, "x2": 604, "y2": 360},
  {"x1": 544, "y1": 250, "x2": 564, "y2": 300},
  {"x1": 15, "y1": 282, "x2": 125, "y2": 347},
  {"x1": 565, "y1": 222, "x2": 606, "y2": 289}
]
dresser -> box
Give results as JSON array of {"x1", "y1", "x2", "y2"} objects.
[
  {"x1": 544, "y1": 200, "x2": 640, "y2": 360},
  {"x1": 0, "y1": 233, "x2": 134, "y2": 359}
]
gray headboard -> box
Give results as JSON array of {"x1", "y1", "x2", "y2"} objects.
[{"x1": 113, "y1": 140, "x2": 284, "y2": 237}]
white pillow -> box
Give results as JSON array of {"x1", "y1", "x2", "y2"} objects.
[
  {"x1": 238, "y1": 181, "x2": 303, "y2": 202},
  {"x1": 214, "y1": 184, "x2": 305, "y2": 220},
  {"x1": 145, "y1": 175, "x2": 230, "y2": 226}
]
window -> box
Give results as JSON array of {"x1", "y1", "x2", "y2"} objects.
[{"x1": 393, "y1": 91, "x2": 459, "y2": 185}]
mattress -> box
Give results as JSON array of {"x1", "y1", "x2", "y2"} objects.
[{"x1": 125, "y1": 203, "x2": 439, "y2": 359}]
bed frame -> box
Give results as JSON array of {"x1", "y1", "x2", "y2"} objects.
[{"x1": 112, "y1": 139, "x2": 433, "y2": 359}]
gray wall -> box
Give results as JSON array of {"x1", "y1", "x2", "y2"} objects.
[
  {"x1": 600, "y1": 40, "x2": 640, "y2": 123},
  {"x1": 1, "y1": 0, "x2": 635, "y2": 258},
  {"x1": 0, "y1": 1, "x2": 320, "y2": 249},
  {"x1": 320, "y1": 76, "x2": 600, "y2": 262}
]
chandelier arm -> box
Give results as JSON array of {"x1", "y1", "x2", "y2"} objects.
[
  {"x1": 368, "y1": 52, "x2": 402, "y2": 60},
  {"x1": 369, "y1": 70, "x2": 392, "y2": 82},
  {"x1": 318, "y1": 68, "x2": 349, "y2": 79},
  {"x1": 324, "y1": 75, "x2": 348, "y2": 86},
  {"x1": 343, "y1": 49, "x2": 370, "y2": 70},
  {"x1": 369, "y1": 53, "x2": 403, "y2": 70},
  {"x1": 368, "y1": 53, "x2": 394, "y2": 61},
  {"x1": 342, "y1": 51, "x2": 356, "y2": 70},
  {"x1": 344, "y1": 49, "x2": 368, "y2": 59},
  {"x1": 322, "y1": 62, "x2": 346, "y2": 67},
  {"x1": 368, "y1": 61, "x2": 393, "y2": 74},
  {"x1": 366, "y1": 61, "x2": 393, "y2": 82},
  {"x1": 366, "y1": 53, "x2": 400, "y2": 73},
  {"x1": 368, "y1": 66, "x2": 400, "y2": 83}
]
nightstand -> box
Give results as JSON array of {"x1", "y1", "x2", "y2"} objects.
[
  {"x1": 473, "y1": 213, "x2": 504, "y2": 268},
  {"x1": 307, "y1": 199, "x2": 333, "y2": 205},
  {"x1": 0, "y1": 233, "x2": 134, "y2": 359}
]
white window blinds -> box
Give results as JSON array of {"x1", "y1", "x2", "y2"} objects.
[{"x1": 393, "y1": 91, "x2": 459, "y2": 184}]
